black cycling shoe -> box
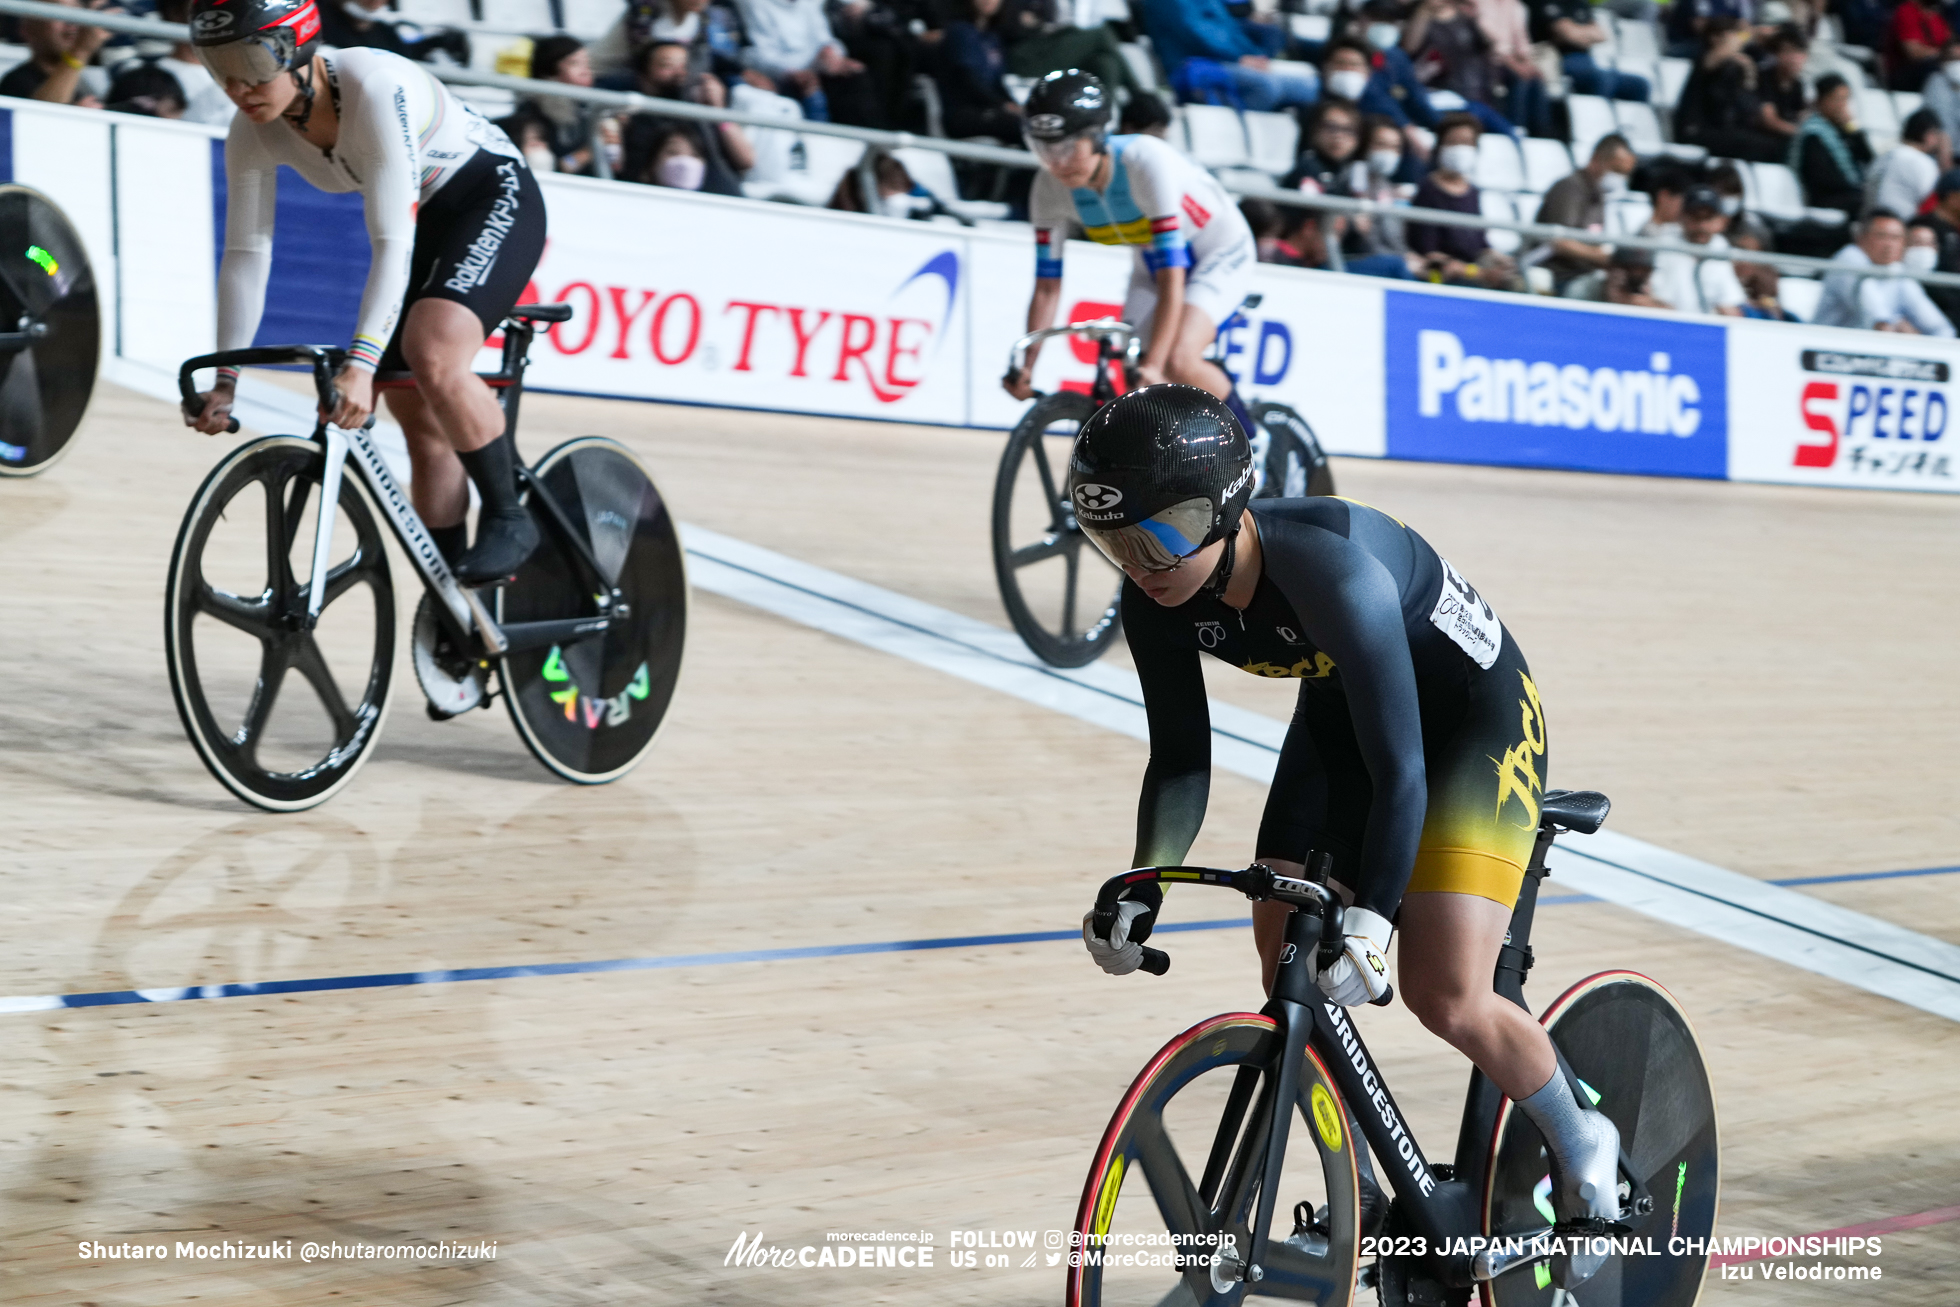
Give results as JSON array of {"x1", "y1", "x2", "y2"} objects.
[{"x1": 453, "y1": 508, "x2": 539, "y2": 587}]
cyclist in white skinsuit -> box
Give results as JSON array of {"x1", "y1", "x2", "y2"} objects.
[
  {"x1": 184, "y1": 0, "x2": 548, "y2": 583},
  {"x1": 1005, "y1": 69, "x2": 1256, "y2": 425}
]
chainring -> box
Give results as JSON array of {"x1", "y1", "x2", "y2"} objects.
[{"x1": 412, "y1": 593, "x2": 488, "y2": 718}]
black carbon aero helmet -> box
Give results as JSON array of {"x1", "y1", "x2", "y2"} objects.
[
  {"x1": 190, "y1": 0, "x2": 322, "y2": 85},
  {"x1": 1068, "y1": 385, "x2": 1253, "y2": 573},
  {"x1": 1024, "y1": 69, "x2": 1112, "y2": 166}
]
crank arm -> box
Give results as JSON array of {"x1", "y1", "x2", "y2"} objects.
[
  {"x1": 460, "y1": 587, "x2": 509, "y2": 656},
  {"x1": 496, "y1": 616, "x2": 611, "y2": 657},
  {"x1": 1471, "y1": 1226, "x2": 1554, "y2": 1282}
]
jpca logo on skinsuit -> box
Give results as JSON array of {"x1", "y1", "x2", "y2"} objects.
[{"x1": 533, "y1": 250, "x2": 960, "y2": 405}]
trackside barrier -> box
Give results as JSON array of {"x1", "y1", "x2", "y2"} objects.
[{"x1": 5, "y1": 94, "x2": 1956, "y2": 493}]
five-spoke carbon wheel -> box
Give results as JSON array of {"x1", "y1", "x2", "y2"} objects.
[
  {"x1": 1482, "y1": 972, "x2": 1719, "y2": 1306},
  {"x1": 498, "y1": 436, "x2": 687, "y2": 784},
  {"x1": 1069, "y1": 1013, "x2": 1362, "y2": 1307},
  {"x1": 166, "y1": 437, "x2": 395, "y2": 811},
  {"x1": 1248, "y1": 403, "x2": 1335, "y2": 501},
  {"x1": 992, "y1": 390, "x2": 1124, "y2": 668}
]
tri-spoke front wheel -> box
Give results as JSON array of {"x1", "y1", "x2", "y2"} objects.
[
  {"x1": 1069, "y1": 1013, "x2": 1361, "y2": 1307},
  {"x1": 992, "y1": 390, "x2": 1123, "y2": 668},
  {"x1": 165, "y1": 437, "x2": 395, "y2": 811}
]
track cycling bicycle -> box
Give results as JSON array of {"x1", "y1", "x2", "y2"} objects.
[
  {"x1": 0, "y1": 186, "x2": 99, "y2": 477},
  {"x1": 168, "y1": 304, "x2": 687, "y2": 811},
  {"x1": 992, "y1": 296, "x2": 1335, "y2": 668},
  {"x1": 1073, "y1": 789, "x2": 1719, "y2": 1307}
]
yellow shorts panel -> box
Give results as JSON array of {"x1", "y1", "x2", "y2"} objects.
[{"x1": 1406, "y1": 846, "x2": 1527, "y2": 908}]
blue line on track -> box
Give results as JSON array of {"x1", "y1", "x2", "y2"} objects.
[{"x1": 6, "y1": 864, "x2": 1958, "y2": 1014}]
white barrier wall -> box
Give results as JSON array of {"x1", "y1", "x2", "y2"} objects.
[{"x1": 19, "y1": 97, "x2": 1959, "y2": 494}]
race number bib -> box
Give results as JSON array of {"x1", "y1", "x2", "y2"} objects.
[{"x1": 1429, "y1": 557, "x2": 1501, "y2": 670}]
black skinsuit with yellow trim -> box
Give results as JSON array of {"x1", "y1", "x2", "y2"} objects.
[{"x1": 1124, "y1": 497, "x2": 1549, "y2": 920}]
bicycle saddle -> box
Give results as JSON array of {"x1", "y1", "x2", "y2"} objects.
[
  {"x1": 508, "y1": 302, "x2": 574, "y2": 324},
  {"x1": 1539, "y1": 789, "x2": 1610, "y2": 835}
]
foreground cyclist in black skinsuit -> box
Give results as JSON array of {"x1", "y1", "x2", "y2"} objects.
[{"x1": 1075, "y1": 385, "x2": 1621, "y2": 1291}]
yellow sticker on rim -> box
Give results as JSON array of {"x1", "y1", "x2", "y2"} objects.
[
  {"x1": 1310, "y1": 1083, "x2": 1343, "y2": 1152},
  {"x1": 1091, "y1": 1154, "x2": 1125, "y2": 1238}
]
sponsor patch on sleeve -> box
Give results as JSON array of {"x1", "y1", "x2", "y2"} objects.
[{"x1": 1428, "y1": 556, "x2": 1502, "y2": 669}]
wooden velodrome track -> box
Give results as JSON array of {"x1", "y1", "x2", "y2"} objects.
[{"x1": 3, "y1": 379, "x2": 1956, "y2": 1305}]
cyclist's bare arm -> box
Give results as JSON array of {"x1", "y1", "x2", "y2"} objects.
[{"x1": 1005, "y1": 278, "x2": 1063, "y2": 400}]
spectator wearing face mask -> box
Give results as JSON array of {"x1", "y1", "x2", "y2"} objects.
[
  {"x1": 1536, "y1": 134, "x2": 1636, "y2": 292},
  {"x1": 1925, "y1": 38, "x2": 1960, "y2": 146},
  {"x1": 624, "y1": 41, "x2": 752, "y2": 194},
  {"x1": 1138, "y1": 0, "x2": 1321, "y2": 111},
  {"x1": 640, "y1": 123, "x2": 720, "y2": 190},
  {"x1": 1649, "y1": 185, "x2": 1748, "y2": 315},
  {"x1": 1347, "y1": 115, "x2": 1415, "y2": 260},
  {"x1": 1864, "y1": 108, "x2": 1949, "y2": 220},
  {"x1": 1914, "y1": 169, "x2": 1960, "y2": 326},
  {"x1": 1789, "y1": 74, "x2": 1873, "y2": 216},
  {"x1": 1243, "y1": 196, "x2": 1286, "y2": 261},
  {"x1": 1320, "y1": 37, "x2": 1436, "y2": 161},
  {"x1": 499, "y1": 110, "x2": 562, "y2": 177},
  {"x1": 1407, "y1": 115, "x2": 1496, "y2": 278},
  {"x1": 1814, "y1": 209, "x2": 1955, "y2": 332}
]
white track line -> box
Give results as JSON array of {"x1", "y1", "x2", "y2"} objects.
[{"x1": 684, "y1": 526, "x2": 1960, "y2": 1025}]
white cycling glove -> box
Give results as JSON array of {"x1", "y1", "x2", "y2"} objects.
[
  {"x1": 1082, "y1": 900, "x2": 1154, "y2": 976},
  {"x1": 1316, "y1": 907, "x2": 1394, "y2": 1006}
]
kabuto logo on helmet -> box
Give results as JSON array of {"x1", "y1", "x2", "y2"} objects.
[
  {"x1": 1028, "y1": 114, "x2": 1065, "y2": 136},
  {"x1": 192, "y1": 9, "x2": 233, "y2": 31},
  {"x1": 1073, "y1": 483, "x2": 1122, "y2": 512}
]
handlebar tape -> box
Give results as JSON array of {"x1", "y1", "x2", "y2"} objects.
[{"x1": 1139, "y1": 947, "x2": 1170, "y2": 976}]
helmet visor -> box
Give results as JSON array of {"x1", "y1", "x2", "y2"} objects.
[
  {"x1": 1025, "y1": 129, "x2": 1100, "y2": 171},
  {"x1": 195, "y1": 30, "x2": 295, "y2": 86},
  {"x1": 1080, "y1": 496, "x2": 1215, "y2": 573}
]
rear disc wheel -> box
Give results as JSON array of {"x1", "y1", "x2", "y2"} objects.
[
  {"x1": 1248, "y1": 403, "x2": 1335, "y2": 500},
  {"x1": 0, "y1": 185, "x2": 99, "y2": 477},
  {"x1": 1482, "y1": 972, "x2": 1719, "y2": 1306},
  {"x1": 498, "y1": 436, "x2": 686, "y2": 783}
]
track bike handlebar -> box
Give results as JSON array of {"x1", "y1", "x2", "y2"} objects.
[
  {"x1": 1091, "y1": 862, "x2": 1349, "y2": 979},
  {"x1": 179, "y1": 345, "x2": 349, "y2": 435},
  {"x1": 1004, "y1": 317, "x2": 1143, "y2": 390}
]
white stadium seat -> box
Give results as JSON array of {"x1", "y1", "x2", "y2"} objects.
[
  {"x1": 1566, "y1": 95, "x2": 1618, "y2": 160},
  {"x1": 1480, "y1": 190, "x2": 1522, "y2": 253},
  {"x1": 1288, "y1": 13, "x2": 1332, "y2": 42},
  {"x1": 1182, "y1": 104, "x2": 1251, "y2": 169},
  {"x1": 1616, "y1": 19, "x2": 1661, "y2": 63},
  {"x1": 1119, "y1": 42, "x2": 1160, "y2": 92},
  {"x1": 1244, "y1": 111, "x2": 1301, "y2": 176},
  {"x1": 1779, "y1": 276, "x2": 1825, "y2": 321},
  {"x1": 1894, "y1": 90, "x2": 1925, "y2": 124},
  {"x1": 1657, "y1": 57, "x2": 1692, "y2": 109},
  {"x1": 1475, "y1": 133, "x2": 1526, "y2": 191},
  {"x1": 1522, "y1": 137, "x2": 1575, "y2": 191},
  {"x1": 557, "y1": 0, "x2": 621, "y2": 39},
  {"x1": 1615, "y1": 101, "x2": 1666, "y2": 153},
  {"x1": 1607, "y1": 194, "x2": 1654, "y2": 235},
  {"x1": 1750, "y1": 162, "x2": 1807, "y2": 221},
  {"x1": 1858, "y1": 87, "x2": 1901, "y2": 148},
  {"x1": 743, "y1": 133, "x2": 864, "y2": 206},
  {"x1": 892, "y1": 148, "x2": 1013, "y2": 222}
]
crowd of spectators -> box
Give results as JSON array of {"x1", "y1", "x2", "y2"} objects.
[{"x1": 15, "y1": 0, "x2": 1960, "y2": 335}]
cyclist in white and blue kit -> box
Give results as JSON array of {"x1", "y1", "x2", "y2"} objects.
[{"x1": 1003, "y1": 70, "x2": 1261, "y2": 439}]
